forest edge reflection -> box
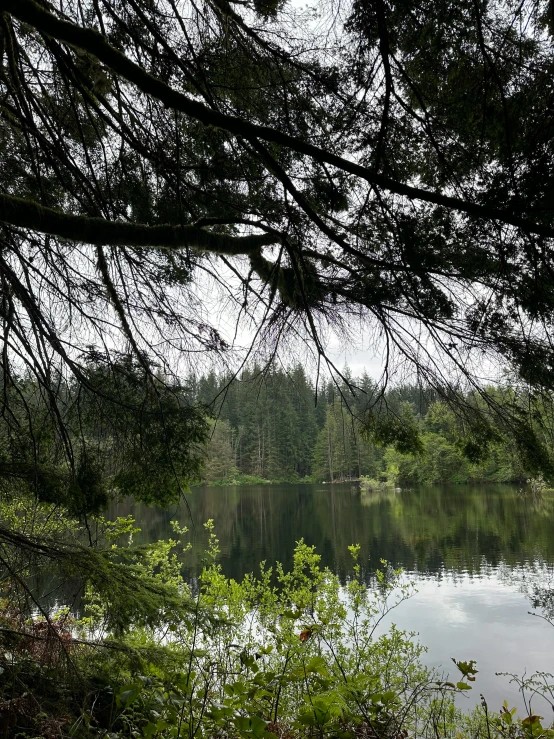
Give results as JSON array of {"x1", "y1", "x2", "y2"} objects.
[
  {"x1": 110, "y1": 483, "x2": 554, "y2": 584},
  {"x1": 108, "y1": 483, "x2": 554, "y2": 710}
]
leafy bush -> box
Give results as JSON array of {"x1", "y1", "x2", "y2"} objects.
[{"x1": 2, "y1": 506, "x2": 554, "y2": 739}]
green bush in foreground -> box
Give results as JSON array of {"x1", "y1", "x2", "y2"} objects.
[{"x1": 1, "y1": 509, "x2": 554, "y2": 739}]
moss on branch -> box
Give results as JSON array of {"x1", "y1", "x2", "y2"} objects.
[
  {"x1": 0, "y1": 192, "x2": 276, "y2": 254},
  {"x1": 249, "y1": 248, "x2": 325, "y2": 308}
]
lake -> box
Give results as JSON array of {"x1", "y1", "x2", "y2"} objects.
[{"x1": 110, "y1": 482, "x2": 554, "y2": 714}]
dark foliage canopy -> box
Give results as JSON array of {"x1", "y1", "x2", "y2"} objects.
[{"x1": 1, "y1": 0, "x2": 554, "y2": 493}]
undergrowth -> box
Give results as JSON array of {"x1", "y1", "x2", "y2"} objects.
[{"x1": 1, "y1": 502, "x2": 553, "y2": 739}]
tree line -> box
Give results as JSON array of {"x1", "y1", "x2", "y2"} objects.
[
  {"x1": 193, "y1": 367, "x2": 530, "y2": 486},
  {"x1": 0, "y1": 358, "x2": 535, "y2": 515}
]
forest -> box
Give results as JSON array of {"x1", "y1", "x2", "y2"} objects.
[
  {"x1": 3, "y1": 0, "x2": 554, "y2": 736},
  {"x1": 195, "y1": 367, "x2": 530, "y2": 486}
]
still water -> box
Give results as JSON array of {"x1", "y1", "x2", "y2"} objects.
[{"x1": 111, "y1": 483, "x2": 554, "y2": 712}]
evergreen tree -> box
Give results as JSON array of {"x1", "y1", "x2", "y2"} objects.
[
  {"x1": 312, "y1": 398, "x2": 380, "y2": 482},
  {"x1": 202, "y1": 419, "x2": 235, "y2": 482},
  {"x1": 2, "y1": 0, "x2": 554, "y2": 495}
]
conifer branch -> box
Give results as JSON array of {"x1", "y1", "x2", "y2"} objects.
[
  {"x1": 3, "y1": 0, "x2": 554, "y2": 238},
  {"x1": 0, "y1": 192, "x2": 277, "y2": 254}
]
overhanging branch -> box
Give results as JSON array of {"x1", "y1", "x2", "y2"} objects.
[
  {"x1": 0, "y1": 192, "x2": 277, "y2": 254},
  {"x1": 3, "y1": 0, "x2": 554, "y2": 238}
]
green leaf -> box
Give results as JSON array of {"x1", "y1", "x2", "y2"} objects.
[
  {"x1": 451, "y1": 658, "x2": 478, "y2": 678},
  {"x1": 233, "y1": 714, "x2": 269, "y2": 737},
  {"x1": 297, "y1": 712, "x2": 317, "y2": 727},
  {"x1": 305, "y1": 655, "x2": 329, "y2": 675},
  {"x1": 381, "y1": 690, "x2": 397, "y2": 704},
  {"x1": 116, "y1": 683, "x2": 142, "y2": 707},
  {"x1": 283, "y1": 609, "x2": 301, "y2": 619}
]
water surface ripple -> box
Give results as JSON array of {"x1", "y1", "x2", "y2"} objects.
[{"x1": 111, "y1": 483, "x2": 554, "y2": 711}]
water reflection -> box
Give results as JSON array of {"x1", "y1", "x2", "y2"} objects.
[
  {"x1": 111, "y1": 483, "x2": 554, "y2": 583},
  {"x1": 110, "y1": 483, "x2": 554, "y2": 710}
]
